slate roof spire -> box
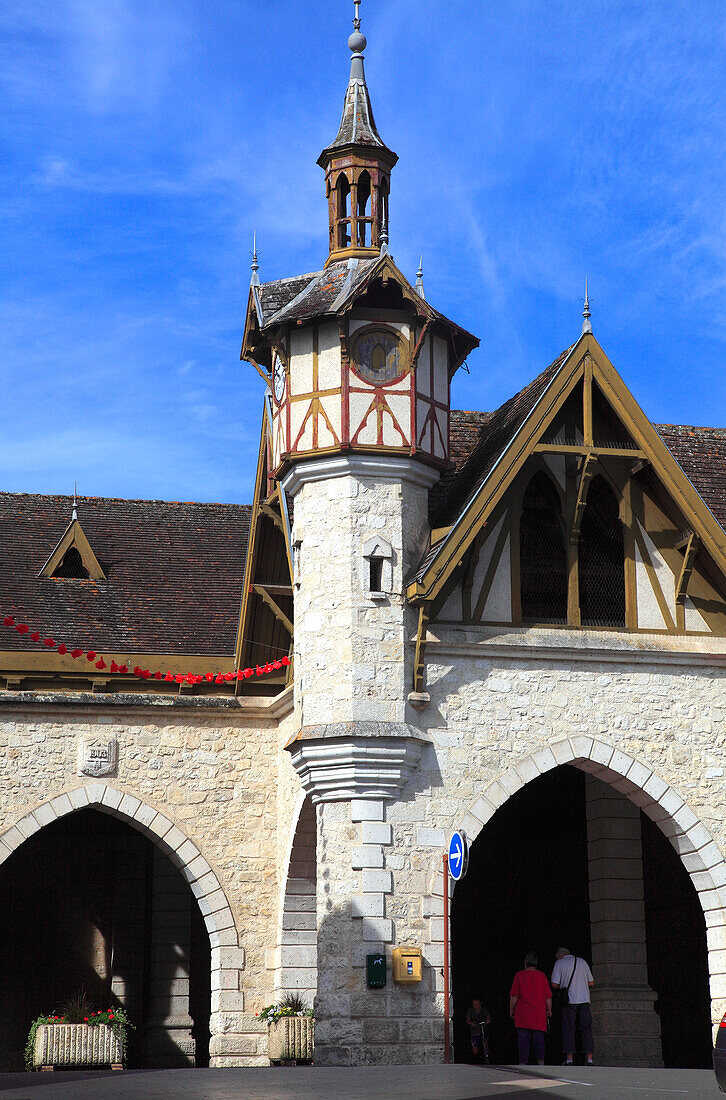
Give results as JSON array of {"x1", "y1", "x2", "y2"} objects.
[
  {"x1": 318, "y1": 1, "x2": 398, "y2": 266},
  {"x1": 321, "y1": 0, "x2": 394, "y2": 157},
  {"x1": 582, "y1": 277, "x2": 593, "y2": 335}
]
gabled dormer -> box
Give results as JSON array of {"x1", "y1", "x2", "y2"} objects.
[{"x1": 39, "y1": 499, "x2": 105, "y2": 581}]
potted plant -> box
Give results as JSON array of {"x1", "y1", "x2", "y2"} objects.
[
  {"x1": 259, "y1": 993, "x2": 314, "y2": 1064},
  {"x1": 26, "y1": 991, "x2": 133, "y2": 1072}
]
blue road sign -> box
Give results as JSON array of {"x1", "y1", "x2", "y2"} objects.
[{"x1": 447, "y1": 830, "x2": 469, "y2": 880}]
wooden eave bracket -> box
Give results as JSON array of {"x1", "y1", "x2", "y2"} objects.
[
  {"x1": 260, "y1": 502, "x2": 284, "y2": 533},
  {"x1": 570, "y1": 452, "x2": 597, "y2": 544},
  {"x1": 413, "y1": 603, "x2": 430, "y2": 695},
  {"x1": 39, "y1": 519, "x2": 106, "y2": 581},
  {"x1": 253, "y1": 584, "x2": 293, "y2": 636},
  {"x1": 675, "y1": 533, "x2": 699, "y2": 603}
]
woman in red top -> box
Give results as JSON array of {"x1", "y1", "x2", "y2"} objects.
[{"x1": 509, "y1": 952, "x2": 552, "y2": 1065}]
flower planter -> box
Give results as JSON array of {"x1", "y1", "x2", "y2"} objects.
[
  {"x1": 268, "y1": 1016, "x2": 314, "y2": 1063},
  {"x1": 33, "y1": 1023, "x2": 123, "y2": 1071}
]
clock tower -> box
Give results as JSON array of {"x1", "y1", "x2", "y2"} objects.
[{"x1": 240, "y1": 4, "x2": 478, "y2": 1065}]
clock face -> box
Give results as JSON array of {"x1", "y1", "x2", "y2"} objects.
[
  {"x1": 351, "y1": 327, "x2": 405, "y2": 385},
  {"x1": 273, "y1": 353, "x2": 286, "y2": 403}
]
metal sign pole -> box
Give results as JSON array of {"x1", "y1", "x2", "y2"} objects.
[{"x1": 443, "y1": 851, "x2": 450, "y2": 1063}]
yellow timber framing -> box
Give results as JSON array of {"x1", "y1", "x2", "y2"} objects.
[
  {"x1": 39, "y1": 518, "x2": 106, "y2": 581},
  {"x1": 235, "y1": 404, "x2": 294, "y2": 675},
  {"x1": 408, "y1": 333, "x2": 726, "y2": 607}
]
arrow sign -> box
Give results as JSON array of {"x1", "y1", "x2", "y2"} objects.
[{"x1": 447, "y1": 830, "x2": 469, "y2": 881}]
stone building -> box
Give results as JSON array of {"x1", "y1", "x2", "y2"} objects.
[{"x1": 1, "y1": 2, "x2": 725, "y2": 1073}]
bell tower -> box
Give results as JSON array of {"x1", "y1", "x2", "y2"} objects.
[{"x1": 318, "y1": 1, "x2": 398, "y2": 265}]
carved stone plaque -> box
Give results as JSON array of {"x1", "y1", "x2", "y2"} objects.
[{"x1": 78, "y1": 738, "x2": 118, "y2": 777}]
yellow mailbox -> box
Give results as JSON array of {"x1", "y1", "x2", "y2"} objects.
[{"x1": 392, "y1": 946, "x2": 422, "y2": 983}]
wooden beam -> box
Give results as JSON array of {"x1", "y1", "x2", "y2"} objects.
[
  {"x1": 260, "y1": 502, "x2": 284, "y2": 532},
  {"x1": 533, "y1": 443, "x2": 645, "y2": 459},
  {"x1": 583, "y1": 356, "x2": 593, "y2": 447},
  {"x1": 254, "y1": 583, "x2": 292, "y2": 596},
  {"x1": 675, "y1": 533, "x2": 699, "y2": 604},
  {"x1": 413, "y1": 603, "x2": 430, "y2": 694},
  {"x1": 570, "y1": 453, "x2": 596, "y2": 544},
  {"x1": 253, "y1": 584, "x2": 293, "y2": 635}
]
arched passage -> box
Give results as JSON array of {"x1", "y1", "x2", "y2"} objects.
[
  {"x1": 424, "y1": 738, "x2": 726, "y2": 1066},
  {"x1": 0, "y1": 784, "x2": 242, "y2": 1071},
  {"x1": 274, "y1": 794, "x2": 317, "y2": 1009}
]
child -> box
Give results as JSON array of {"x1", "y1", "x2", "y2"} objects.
[{"x1": 466, "y1": 995, "x2": 491, "y2": 1063}]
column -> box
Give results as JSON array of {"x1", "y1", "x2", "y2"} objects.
[
  {"x1": 586, "y1": 776, "x2": 662, "y2": 1067},
  {"x1": 143, "y1": 848, "x2": 196, "y2": 1067}
]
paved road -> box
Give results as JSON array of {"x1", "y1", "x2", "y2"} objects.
[{"x1": 0, "y1": 1065, "x2": 721, "y2": 1099}]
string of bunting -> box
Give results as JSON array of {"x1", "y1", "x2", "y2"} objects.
[{"x1": 1, "y1": 614, "x2": 290, "y2": 685}]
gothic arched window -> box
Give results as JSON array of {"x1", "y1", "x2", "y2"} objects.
[
  {"x1": 519, "y1": 471, "x2": 567, "y2": 623},
  {"x1": 335, "y1": 175, "x2": 351, "y2": 248},
  {"x1": 578, "y1": 475, "x2": 625, "y2": 627}
]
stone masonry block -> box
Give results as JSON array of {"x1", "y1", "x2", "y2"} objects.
[
  {"x1": 532, "y1": 747, "x2": 557, "y2": 774},
  {"x1": 281, "y1": 945, "x2": 317, "y2": 967},
  {"x1": 211, "y1": 990, "x2": 245, "y2": 1013},
  {"x1": 362, "y1": 918, "x2": 393, "y2": 942},
  {"x1": 362, "y1": 822, "x2": 392, "y2": 845},
  {"x1": 211, "y1": 968, "x2": 239, "y2": 992},
  {"x1": 686, "y1": 822, "x2": 715, "y2": 852},
  {"x1": 352, "y1": 894, "x2": 384, "y2": 918},
  {"x1": 0, "y1": 826, "x2": 24, "y2": 851},
  {"x1": 362, "y1": 869, "x2": 392, "y2": 893},
  {"x1": 417, "y1": 827, "x2": 445, "y2": 847},
  {"x1": 351, "y1": 799, "x2": 384, "y2": 822},
  {"x1": 643, "y1": 773, "x2": 669, "y2": 803},
  {"x1": 470, "y1": 797, "x2": 495, "y2": 823},
  {"x1": 68, "y1": 787, "x2": 91, "y2": 810},
  {"x1": 515, "y1": 756, "x2": 540, "y2": 784},
  {"x1": 150, "y1": 812, "x2": 175, "y2": 839},
  {"x1": 84, "y1": 782, "x2": 106, "y2": 804},
  {"x1": 625, "y1": 759, "x2": 652, "y2": 788},
  {"x1": 551, "y1": 739, "x2": 575, "y2": 765},
  {"x1": 656, "y1": 786, "x2": 684, "y2": 816},
  {"x1": 132, "y1": 801, "x2": 158, "y2": 830},
  {"x1": 177, "y1": 839, "x2": 200, "y2": 866},
  {"x1": 569, "y1": 735, "x2": 593, "y2": 761},
  {"x1": 352, "y1": 845, "x2": 384, "y2": 869},
  {"x1": 483, "y1": 780, "x2": 508, "y2": 809},
  {"x1": 461, "y1": 813, "x2": 484, "y2": 840},
  {"x1": 589, "y1": 740, "x2": 614, "y2": 767},
  {"x1": 33, "y1": 801, "x2": 58, "y2": 827},
  {"x1": 99, "y1": 787, "x2": 123, "y2": 812},
  {"x1": 162, "y1": 825, "x2": 188, "y2": 852},
  {"x1": 16, "y1": 814, "x2": 40, "y2": 838},
  {"x1": 218, "y1": 947, "x2": 245, "y2": 970},
  {"x1": 498, "y1": 769, "x2": 524, "y2": 797},
  {"x1": 118, "y1": 793, "x2": 142, "y2": 820},
  {"x1": 208, "y1": 926, "x2": 239, "y2": 948}
]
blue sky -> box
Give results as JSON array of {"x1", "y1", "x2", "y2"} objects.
[{"x1": 1, "y1": 0, "x2": 724, "y2": 504}]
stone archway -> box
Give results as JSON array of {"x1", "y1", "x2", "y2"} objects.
[
  {"x1": 424, "y1": 736, "x2": 726, "y2": 1039},
  {"x1": 273, "y1": 792, "x2": 317, "y2": 1009},
  {"x1": 0, "y1": 783, "x2": 246, "y2": 1066}
]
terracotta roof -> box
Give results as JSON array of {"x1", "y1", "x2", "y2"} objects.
[
  {"x1": 0, "y1": 494, "x2": 250, "y2": 656},
  {"x1": 429, "y1": 345, "x2": 575, "y2": 527},
  {"x1": 656, "y1": 424, "x2": 726, "y2": 533}
]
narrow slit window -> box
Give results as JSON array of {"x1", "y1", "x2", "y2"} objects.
[{"x1": 369, "y1": 557, "x2": 384, "y2": 593}]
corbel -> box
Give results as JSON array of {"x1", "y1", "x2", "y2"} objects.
[
  {"x1": 413, "y1": 602, "x2": 430, "y2": 695},
  {"x1": 570, "y1": 452, "x2": 597, "y2": 544},
  {"x1": 260, "y1": 501, "x2": 284, "y2": 533},
  {"x1": 675, "y1": 532, "x2": 699, "y2": 604},
  {"x1": 410, "y1": 318, "x2": 432, "y2": 371},
  {"x1": 246, "y1": 355, "x2": 272, "y2": 386}
]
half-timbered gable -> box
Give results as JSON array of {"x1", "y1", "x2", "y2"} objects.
[{"x1": 409, "y1": 332, "x2": 726, "y2": 639}]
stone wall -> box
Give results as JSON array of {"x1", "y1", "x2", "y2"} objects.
[{"x1": 0, "y1": 691, "x2": 293, "y2": 1067}]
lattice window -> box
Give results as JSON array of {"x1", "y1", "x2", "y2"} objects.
[
  {"x1": 578, "y1": 475, "x2": 625, "y2": 627},
  {"x1": 520, "y1": 471, "x2": 567, "y2": 624},
  {"x1": 52, "y1": 546, "x2": 89, "y2": 579}
]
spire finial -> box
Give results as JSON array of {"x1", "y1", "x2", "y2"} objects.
[
  {"x1": 348, "y1": 0, "x2": 367, "y2": 72},
  {"x1": 581, "y1": 277, "x2": 592, "y2": 335},
  {"x1": 415, "y1": 255, "x2": 425, "y2": 300},
  {"x1": 72, "y1": 483, "x2": 78, "y2": 522},
  {"x1": 250, "y1": 231, "x2": 260, "y2": 288}
]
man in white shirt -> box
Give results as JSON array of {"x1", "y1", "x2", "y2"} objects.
[{"x1": 551, "y1": 947, "x2": 595, "y2": 1066}]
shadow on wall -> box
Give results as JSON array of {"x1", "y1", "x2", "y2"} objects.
[
  {"x1": 313, "y1": 899, "x2": 446, "y2": 1067},
  {"x1": 0, "y1": 809, "x2": 210, "y2": 1072}
]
